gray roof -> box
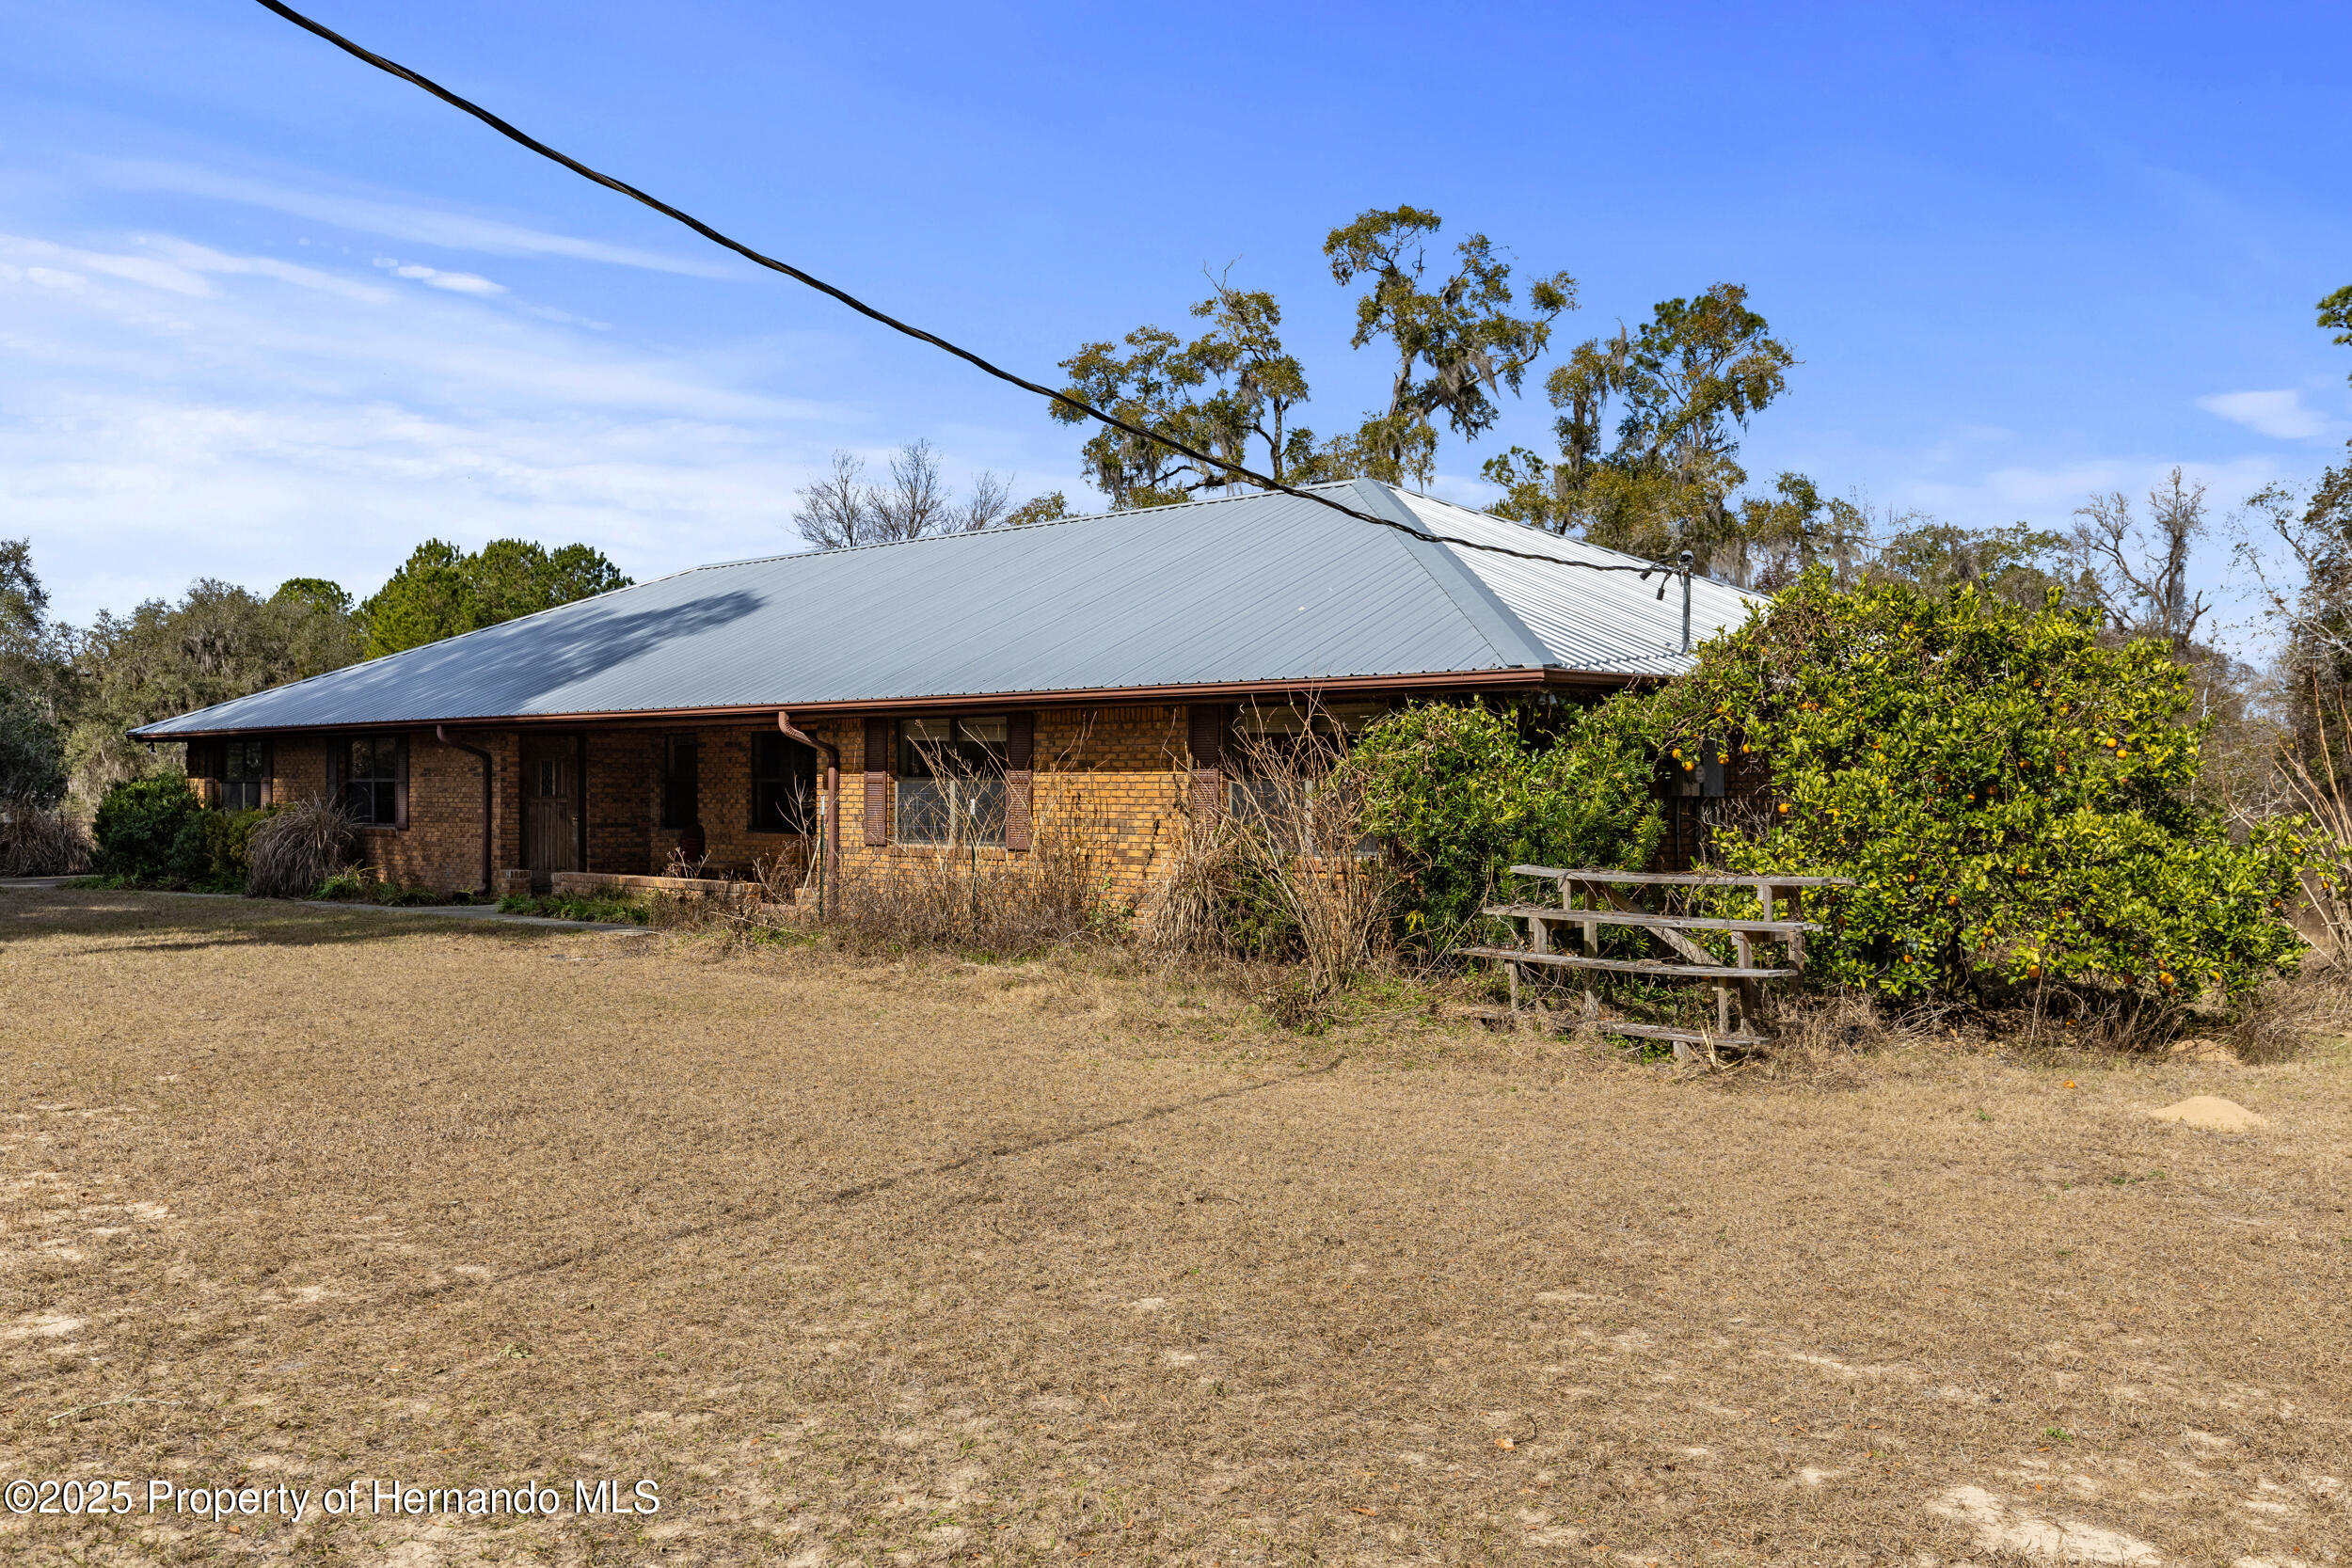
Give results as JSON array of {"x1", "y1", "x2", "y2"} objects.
[{"x1": 132, "y1": 478, "x2": 1761, "y2": 737}]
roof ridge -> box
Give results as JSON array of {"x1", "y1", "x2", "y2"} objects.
[{"x1": 1343, "y1": 479, "x2": 1561, "y2": 672}]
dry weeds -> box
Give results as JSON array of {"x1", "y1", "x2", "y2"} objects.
[{"x1": 2, "y1": 886, "x2": 2348, "y2": 1566}]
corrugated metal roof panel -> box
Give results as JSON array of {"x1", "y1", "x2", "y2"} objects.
[{"x1": 131, "y1": 479, "x2": 1763, "y2": 736}]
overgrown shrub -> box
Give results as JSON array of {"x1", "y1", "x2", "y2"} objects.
[
  {"x1": 91, "y1": 774, "x2": 206, "y2": 885},
  {"x1": 1348, "y1": 701, "x2": 1658, "y2": 946},
  {"x1": 245, "y1": 797, "x2": 358, "y2": 898},
  {"x1": 1606, "y1": 569, "x2": 2310, "y2": 1006},
  {"x1": 0, "y1": 800, "x2": 89, "y2": 876}
]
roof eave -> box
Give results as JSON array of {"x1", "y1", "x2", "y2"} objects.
[{"x1": 127, "y1": 664, "x2": 1661, "y2": 737}]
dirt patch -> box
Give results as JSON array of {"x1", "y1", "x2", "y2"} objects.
[
  {"x1": 2145, "y1": 1095, "x2": 2269, "y2": 1132},
  {"x1": 3, "y1": 887, "x2": 2349, "y2": 1565}
]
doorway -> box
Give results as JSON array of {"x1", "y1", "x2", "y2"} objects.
[{"x1": 524, "y1": 738, "x2": 580, "y2": 889}]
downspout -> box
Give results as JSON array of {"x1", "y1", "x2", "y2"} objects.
[
  {"x1": 777, "y1": 711, "x2": 839, "y2": 920},
  {"x1": 436, "y1": 724, "x2": 495, "y2": 896}
]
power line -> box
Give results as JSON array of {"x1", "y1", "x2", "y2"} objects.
[{"x1": 251, "y1": 0, "x2": 1685, "y2": 585}]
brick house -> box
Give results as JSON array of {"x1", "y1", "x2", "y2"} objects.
[{"x1": 132, "y1": 480, "x2": 1756, "y2": 904}]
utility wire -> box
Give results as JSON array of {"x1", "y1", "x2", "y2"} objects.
[{"x1": 251, "y1": 0, "x2": 1686, "y2": 584}]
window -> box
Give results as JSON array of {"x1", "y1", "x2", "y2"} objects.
[
  {"x1": 342, "y1": 736, "x2": 403, "y2": 827},
  {"x1": 1226, "y1": 702, "x2": 1382, "y2": 855},
  {"x1": 895, "y1": 716, "x2": 1006, "y2": 846},
  {"x1": 751, "y1": 732, "x2": 818, "y2": 834},
  {"x1": 218, "y1": 739, "x2": 270, "y2": 812},
  {"x1": 661, "y1": 736, "x2": 699, "y2": 830}
]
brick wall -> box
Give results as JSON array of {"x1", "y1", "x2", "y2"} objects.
[
  {"x1": 201, "y1": 705, "x2": 1209, "y2": 903},
  {"x1": 803, "y1": 705, "x2": 1192, "y2": 911}
]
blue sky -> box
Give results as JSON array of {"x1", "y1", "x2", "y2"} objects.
[{"x1": 3, "y1": 1, "x2": 2346, "y2": 647}]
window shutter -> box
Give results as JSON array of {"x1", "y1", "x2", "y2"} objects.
[
  {"x1": 325, "y1": 736, "x2": 343, "y2": 809},
  {"x1": 1004, "y1": 711, "x2": 1035, "y2": 853},
  {"x1": 1186, "y1": 704, "x2": 1226, "y2": 825},
  {"x1": 862, "y1": 718, "x2": 891, "y2": 847},
  {"x1": 260, "y1": 741, "x2": 276, "y2": 808},
  {"x1": 393, "y1": 735, "x2": 410, "y2": 830}
]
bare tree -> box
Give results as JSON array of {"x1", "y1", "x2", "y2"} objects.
[
  {"x1": 792, "y1": 451, "x2": 874, "y2": 550},
  {"x1": 2070, "y1": 467, "x2": 2210, "y2": 655},
  {"x1": 795, "y1": 443, "x2": 1066, "y2": 549},
  {"x1": 959, "y1": 470, "x2": 1013, "y2": 532},
  {"x1": 868, "y1": 439, "x2": 949, "y2": 541}
]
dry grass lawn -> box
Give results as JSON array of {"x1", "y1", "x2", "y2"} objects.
[{"x1": 2, "y1": 887, "x2": 2347, "y2": 1566}]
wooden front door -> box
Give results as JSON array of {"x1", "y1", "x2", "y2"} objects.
[{"x1": 524, "y1": 740, "x2": 580, "y2": 889}]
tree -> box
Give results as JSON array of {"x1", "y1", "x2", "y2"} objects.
[
  {"x1": 792, "y1": 441, "x2": 1045, "y2": 548},
  {"x1": 1052, "y1": 276, "x2": 1330, "y2": 508},
  {"x1": 358, "y1": 539, "x2": 628, "y2": 657},
  {"x1": 2070, "y1": 467, "x2": 2211, "y2": 657},
  {"x1": 0, "y1": 538, "x2": 74, "y2": 727},
  {"x1": 72, "y1": 578, "x2": 365, "y2": 796},
  {"x1": 1324, "y1": 207, "x2": 1575, "y2": 488},
  {"x1": 1485, "y1": 285, "x2": 1796, "y2": 569},
  {"x1": 0, "y1": 682, "x2": 66, "y2": 805},
  {"x1": 1004, "y1": 491, "x2": 1070, "y2": 528},
  {"x1": 1051, "y1": 208, "x2": 1570, "y2": 507},
  {"x1": 2322, "y1": 284, "x2": 2352, "y2": 363},
  {"x1": 1871, "y1": 518, "x2": 2074, "y2": 608}
]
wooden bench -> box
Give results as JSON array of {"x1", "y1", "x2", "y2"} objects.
[{"x1": 1469, "y1": 865, "x2": 1853, "y2": 1058}]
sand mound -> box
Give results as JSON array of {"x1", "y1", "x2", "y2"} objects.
[{"x1": 2144, "y1": 1096, "x2": 2267, "y2": 1132}]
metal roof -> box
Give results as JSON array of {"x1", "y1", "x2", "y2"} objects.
[{"x1": 131, "y1": 478, "x2": 1763, "y2": 737}]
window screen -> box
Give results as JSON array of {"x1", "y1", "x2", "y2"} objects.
[{"x1": 895, "y1": 717, "x2": 1006, "y2": 846}]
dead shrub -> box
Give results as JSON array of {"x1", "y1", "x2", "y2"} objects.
[
  {"x1": 243, "y1": 796, "x2": 358, "y2": 897},
  {"x1": 825, "y1": 729, "x2": 1120, "y2": 958},
  {"x1": 1149, "y1": 700, "x2": 1394, "y2": 1013},
  {"x1": 2226, "y1": 965, "x2": 2352, "y2": 1064},
  {"x1": 0, "y1": 799, "x2": 90, "y2": 876},
  {"x1": 648, "y1": 851, "x2": 804, "y2": 947}
]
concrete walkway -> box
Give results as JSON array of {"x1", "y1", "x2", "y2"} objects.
[{"x1": 0, "y1": 879, "x2": 652, "y2": 933}]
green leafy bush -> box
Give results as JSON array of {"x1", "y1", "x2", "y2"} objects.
[
  {"x1": 498, "y1": 893, "x2": 651, "y2": 924},
  {"x1": 1349, "y1": 702, "x2": 1659, "y2": 943},
  {"x1": 91, "y1": 774, "x2": 206, "y2": 885},
  {"x1": 1613, "y1": 570, "x2": 2308, "y2": 1002}
]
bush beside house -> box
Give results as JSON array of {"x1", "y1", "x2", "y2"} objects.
[{"x1": 1352, "y1": 571, "x2": 2311, "y2": 1012}]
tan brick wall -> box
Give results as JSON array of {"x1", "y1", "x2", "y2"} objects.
[
  {"x1": 227, "y1": 705, "x2": 1197, "y2": 903},
  {"x1": 805, "y1": 705, "x2": 1192, "y2": 912}
]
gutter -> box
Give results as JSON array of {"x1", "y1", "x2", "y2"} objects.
[
  {"x1": 435, "y1": 724, "x2": 495, "y2": 895},
  {"x1": 776, "y1": 711, "x2": 838, "y2": 920}
]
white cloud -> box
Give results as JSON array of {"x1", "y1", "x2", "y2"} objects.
[
  {"x1": 0, "y1": 221, "x2": 866, "y2": 623},
  {"x1": 2195, "y1": 388, "x2": 2336, "y2": 441},
  {"x1": 100, "y1": 159, "x2": 735, "y2": 277},
  {"x1": 373, "y1": 256, "x2": 506, "y2": 295}
]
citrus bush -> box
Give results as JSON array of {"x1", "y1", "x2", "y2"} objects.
[
  {"x1": 1347, "y1": 701, "x2": 1658, "y2": 943},
  {"x1": 1606, "y1": 570, "x2": 2308, "y2": 1002}
]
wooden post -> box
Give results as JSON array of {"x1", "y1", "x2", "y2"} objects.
[
  {"x1": 1527, "y1": 906, "x2": 1550, "y2": 1029},
  {"x1": 1732, "y1": 930, "x2": 1757, "y2": 1028}
]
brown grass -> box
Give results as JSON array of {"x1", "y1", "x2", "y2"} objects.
[{"x1": 3, "y1": 887, "x2": 2349, "y2": 1566}]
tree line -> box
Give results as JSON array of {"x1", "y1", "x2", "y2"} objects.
[
  {"x1": 0, "y1": 536, "x2": 628, "y2": 810},
  {"x1": 1025, "y1": 202, "x2": 2350, "y2": 803}
]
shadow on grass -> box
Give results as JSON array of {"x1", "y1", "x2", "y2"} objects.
[{"x1": 0, "y1": 887, "x2": 590, "y2": 955}]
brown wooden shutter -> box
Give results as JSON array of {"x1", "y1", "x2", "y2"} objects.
[
  {"x1": 325, "y1": 736, "x2": 343, "y2": 810},
  {"x1": 393, "y1": 735, "x2": 410, "y2": 830},
  {"x1": 260, "y1": 740, "x2": 275, "y2": 808},
  {"x1": 1186, "y1": 705, "x2": 1226, "y2": 826},
  {"x1": 862, "y1": 718, "x2": 891, "y2": 847},
  {"x1": 1004, "y1": 711, "x2": 1035, "y2": 852}
]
